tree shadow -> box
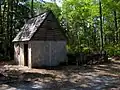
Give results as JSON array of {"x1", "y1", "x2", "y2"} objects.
[
  {"x1": 95, "y1": 63, "x2": 120, "y2": 75},
  {"x1": 0, "y1": 71, "x2": 87, "y2": 90},
  {"x1": 0, "y1": 60, "x2": 120, "y2": 90}
]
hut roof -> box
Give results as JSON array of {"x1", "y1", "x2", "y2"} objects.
[
  {"x1": 13, "y1": 10, "x2": 66, "y2": 42},
  {"x1": 13, "y1": 11, "x2": 48, "y2": 42}
]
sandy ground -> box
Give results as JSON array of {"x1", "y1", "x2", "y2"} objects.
[{"x1": 0, "y1": 60, "x2": 120, "y2": 90}]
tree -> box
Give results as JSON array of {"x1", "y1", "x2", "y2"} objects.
[
  {"x1": 61, "y1": 0, "x2": 120, "y2": 55},
  {"x1": 0, "y1": 0, "x2": 30, "y2": 59},
  {"x1": 99, "y1": 0, "x2": 104, "y2": 51}
]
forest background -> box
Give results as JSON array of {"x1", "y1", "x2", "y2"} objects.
[{"x1": 0, "y1": 0, "x2": 120, "y2": 60}]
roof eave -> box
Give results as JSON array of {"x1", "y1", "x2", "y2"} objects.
[{"x1": 12, "y1": 39, "x2": 30, "y2": 42}]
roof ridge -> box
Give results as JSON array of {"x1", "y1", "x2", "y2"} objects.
[
  {"x1": 29, "y1": 10, "x2": 51, "y2": 20},
  {"x1": 13, "y1": 10, "x2": 51, "y2": 42},
  {"x1": 13, "y1": 10, "x2": 66, "y2": 42},
  {"x1": 29, "y1": 10, "x2": 51, "y2": 40}
]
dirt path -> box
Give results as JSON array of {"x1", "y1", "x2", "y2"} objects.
[{"x1": 0, "y1": 60, "x2": 120, "y2": 90}]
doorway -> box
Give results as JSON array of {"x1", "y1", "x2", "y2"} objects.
[{"x1": 24, "y1": 44, "x2": 28, "y2": 66}]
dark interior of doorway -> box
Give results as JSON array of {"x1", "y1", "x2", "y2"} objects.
[{"x1": 24, "y1": 44, "x2": 28, "y2": 66}]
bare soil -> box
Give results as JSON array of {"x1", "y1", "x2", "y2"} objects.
[{"x1": 0, "y1": 60, "x2": 120, "y2": 90}]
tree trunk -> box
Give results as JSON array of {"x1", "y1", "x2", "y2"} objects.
[
  {"x1": 114, "y1": 10, "x2": 118, "y2": 43},
  {"x1": 5, "y1": 0, "x2": 10, "y2": 57},
  {"x1": 0, "y1": 3, "x2": 1, "y2": 31},
  {"x1": 31, "y1": 0, "x2": 33, "y2": 17},
  {"x1": 9, "y1": 0, "x2": 14, "y2": 60},
  {"x1": 99, "y1": 0, "x2": 104, "y2": 51},
  {"x1": 2, "y1": 1, "x2": 7, "y2": 56}
]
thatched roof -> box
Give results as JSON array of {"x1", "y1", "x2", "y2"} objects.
[{"x1": 13, "y1": 10, "x2": 66, "y2": 42}]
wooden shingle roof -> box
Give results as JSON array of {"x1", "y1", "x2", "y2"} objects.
[{"x1": 13, "y1": 10, "x2": 66, "y2": 42}]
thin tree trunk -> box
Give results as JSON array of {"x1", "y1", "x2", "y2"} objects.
[
  {"x1": 114, "y1": 10, "x2": 118, "y2": 43},
  {"x1": 2, "y1": 1, "x2": 7, "y2": 56},
  {"x1": 9, "y1": 0, "x2": 14, "y2": 59},
  {"x1": 0, "y1": 3, "x2": 1, "y2": 33},
  {"x1": 6, "y1": 0, "x2": 10, "y2": 57},
  {"x1": 99, "y1": 0, "x2": 104, "y2": 51},
  {"x1": 31, "y1": 0, "x2": 33, "y2": 17}
]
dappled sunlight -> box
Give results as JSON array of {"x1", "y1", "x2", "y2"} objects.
[
  {"x1": 92, "y1": 62, "x2": 120, "y2": 76},
  {"x1": 0, "y1": 61, "x2": 120, "y2": 89}
]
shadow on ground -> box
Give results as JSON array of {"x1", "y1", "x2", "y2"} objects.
[{"x1": 0, "y1": 60, "x2": 120, "y2": 90}]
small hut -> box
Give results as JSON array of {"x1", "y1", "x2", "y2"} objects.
[{"x1": 13, "y1": 10, "x2": 67, "y2": 68}]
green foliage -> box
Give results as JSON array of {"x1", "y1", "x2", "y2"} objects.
[
  {"x1": 0, "y1": 0, "x2": 30, "y2": 60},
  {"x1": 82, "y1": 47, "x2": 92, "y2": 54},
  {"x1": 0, "y1": 0, "x2": 62, "y2": 60},
  {"x1": 105, "y1": 44, "x2": 120, "y2": 56},
  {"x1": 0, "y1": 0, "x2": 120, "y2": 60},
  {"x1": 25, "y1": 1, "x2": 61, "y2": 18},
  {"x1": 62, "y1": 0, "x2": 120, "y2": 56}
]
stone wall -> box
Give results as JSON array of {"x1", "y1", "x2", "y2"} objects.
[{"x1": 31, "y1": 41, "x2": 66, "y2": 67}]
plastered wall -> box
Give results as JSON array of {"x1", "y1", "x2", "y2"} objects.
[{"x1": 31, "y1": 41, "x2": 66, "y2": 67}]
